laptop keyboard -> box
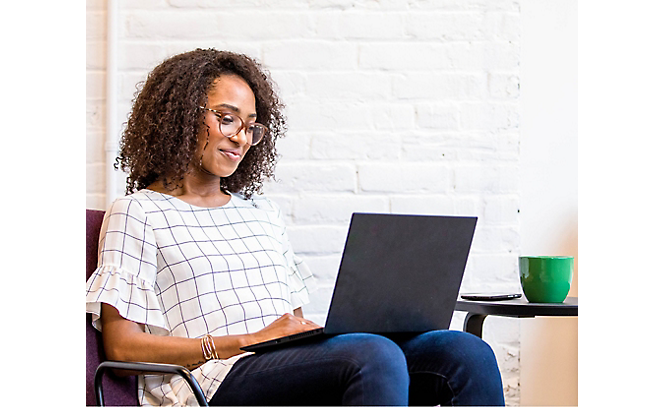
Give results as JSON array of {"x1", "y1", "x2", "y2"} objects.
[{"x1": 276, "y1": 327, "x2": 324, "y2": 343}]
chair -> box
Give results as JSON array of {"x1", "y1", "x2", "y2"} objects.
[{"x1": 86, "y1": 209, "x2": 208, "y2": 406}]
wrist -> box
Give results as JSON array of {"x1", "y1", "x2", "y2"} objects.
[
  {"x1": 201, "y1": 334, "x2": 219, "y2": 361},
  {"x1": 238, "y1": 332, "x2": 257, "y2": 350},
  {"x1": 211, "y1": 333, "x2": 255, "y2": 358}
]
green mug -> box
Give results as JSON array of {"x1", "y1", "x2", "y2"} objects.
[{"x1": 519, "y1": 256, "x2": 574, "y2": 303}]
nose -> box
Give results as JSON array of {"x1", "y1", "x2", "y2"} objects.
[{"x1": 229, "y1": 127, "x2": 251, "y2": 146}]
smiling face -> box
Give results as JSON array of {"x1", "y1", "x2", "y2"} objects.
[{"x1": 196, "y1": 74, "x2": 257, "y2": 178}]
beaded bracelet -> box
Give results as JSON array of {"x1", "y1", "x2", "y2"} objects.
[{"x1": 201, "y1": 334, "x2": 219, "y2": 361}]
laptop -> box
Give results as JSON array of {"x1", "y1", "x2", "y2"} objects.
[{"x1": 240, "y1": 213, "x2": 477, "y2": 352}]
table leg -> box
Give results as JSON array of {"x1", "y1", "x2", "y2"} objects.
[{"x1": 463, "y1": 313, "x2": 487, "y2": 338}]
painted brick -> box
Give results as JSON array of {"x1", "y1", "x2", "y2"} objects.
[
  {"x1": 276, "y1": 132, "x2": 311, "y2": 160},
  {"x1": 313, "y1": 11, "x2": 404, "y2": 40},
  {"x1": 371, "y1": 103, "x2": 416, "y2": 131},
  {"x1": 390, "y1": 194, "x2": 456, "y2": 215},
  {"x1": 471, "y1": 225, "x2": 520, "y2": 253},
  {"x1": 87, "y1": 131, "x2": 106, "y2": 164},
  {"x1": 459, "y1": 102, "x2": 519, "y2": 130},
  {"x1": 86, "y1": 100, "x2": 105, "y2": 130},
  {"x1": 287, "y1": 225, "x2": 349, "y2": 255},
  {"x1": 409, "y1": 0, "x2": 520, "y2": 12},
  {"x1": 263, "y1": 41, "x2": 358, "y2": 70},
  {"x1": 305, "y1": 72, "x2": 392, "y2": 100},
  {"x1": 265, "y1": 162, "x2": 357, "y2": 194},
  {"x1": 453, "y1": 164, "x2": 520, "y2": 193},
  {"x1": 415, "y1": 103, "x2": 460, "y2": 130},
  {"x1": 292, "y1": 194, "x2": 389, "y2": 223},
  {"x1": 359, "y1": 42, "x2": 454, "y2": 71},
  {"x1": 216, "y1": 12, "x2": 314, "y2": 41},
  {"x1": 358, "y1": 163, "x2": 450, "y2": 193},
  {"x1": 310, "y1": 132, "x2": 401, "y2": 160},
  {"x1": 118, "y1": 42, "x2": 167, "y2": 70},
  {"x1": 286, "y1": 98, "x2": 374, "y2": 131},
  {"x1": 87, "y1": 41, "x2": 106, "y2": 70},
  {"x1": 488, "y1": 72, "x2": 520, "y2": 99},
  {"x1": 123, "y1": 11, "x2": 219, "y2": 39},
  {"x1": 404, "y1": 12, "x2": 485, "y2": 41},
  {"x1": 394, "y1": 73, "x2": 485, "y2": 101},
  {"x1": 87, "y1": 163, "x2": 106, "y2": 193},
  {"x1": 482, "y1": 194, "x2": 520, "y2": 224},
  {"x1": 87, "y1": 72, "x2": 106, "y2": 100},
  {"x1": 85, "y1": 10, "x2": 106, "y2": 43},
  {"x1": 299, "y1": 254, "x2": 342, "y2": 285}
]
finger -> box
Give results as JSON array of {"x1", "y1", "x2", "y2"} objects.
[{"x1": 299, "y1": 318, "x2": 322, "y2": 329}]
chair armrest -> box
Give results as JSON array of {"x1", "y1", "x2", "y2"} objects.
[{"x1": 95, "y1": 360, "x2": 209, "y2": 406}]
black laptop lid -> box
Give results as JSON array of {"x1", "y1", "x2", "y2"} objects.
[{"x1": 323, "y1": 213, "x2": 477, "y2": 334}]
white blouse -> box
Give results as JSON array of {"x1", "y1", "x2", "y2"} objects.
[{"x1": 85, "y1": 189, "x2": 317, "y2": 406}]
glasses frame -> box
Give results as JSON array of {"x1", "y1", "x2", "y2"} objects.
[{"x1": 199, "y1": 106, "x2": 267, "y2": 146}]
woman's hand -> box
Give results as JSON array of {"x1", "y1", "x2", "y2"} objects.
[{"x1": 246, "y1": 312, "x2": 321, "y2": 346}]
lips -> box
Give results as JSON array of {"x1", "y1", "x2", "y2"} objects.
[{"x1": 219, "y1": 148, "x2": 242, "y2": 161}]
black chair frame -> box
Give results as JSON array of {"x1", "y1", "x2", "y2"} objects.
[{"x1": 95, "y1": 360, "x2": 209, "y2": 406}]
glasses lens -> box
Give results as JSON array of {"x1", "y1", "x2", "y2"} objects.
[
  {"x1": 218, "y1": 113, "x2": 266, "y2": 145},
  {"x1": 219, "y1": 114, "x2": 242, "y2": 137},
  {"x1": 247, "y1": 124, "x2": 266, "y2": 145}
]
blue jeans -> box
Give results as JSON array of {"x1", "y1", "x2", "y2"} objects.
[{"x1": 209, "y1": 330, "x2": 505, "y2": 406}]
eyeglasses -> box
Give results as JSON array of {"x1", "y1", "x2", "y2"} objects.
[{"x1": 199, "y1": 106, "x2": 267, "y2": 146}]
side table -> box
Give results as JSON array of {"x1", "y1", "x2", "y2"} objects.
[{"x1": 455, "y1": 296, "x2": 578, "y2": 338}]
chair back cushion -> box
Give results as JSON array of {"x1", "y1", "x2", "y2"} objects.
[{"x1": 86, "y1": 209, "x2": 138, "y2": 406}]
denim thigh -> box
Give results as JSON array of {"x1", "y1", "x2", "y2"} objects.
[
  {"x1": 392, "y1": 330, "x2": 505, "y2": 406},
  {"x1": 209, "y1": 333, "x2": 409, "y2": 406}
]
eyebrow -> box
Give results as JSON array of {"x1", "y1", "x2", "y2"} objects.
[{"x1": 211, "y1": 103, "x2": 257, "y2": 118}]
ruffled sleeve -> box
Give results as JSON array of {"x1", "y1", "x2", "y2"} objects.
[
  {"x1": 85, "y1": 197, "x2": 169, "y2": 336},
  {"x1": 269, "y1": 201, "x2": 318, "y2": 310},
  {"x1": 286, "y1": 250, "x2": 318, "y2": 310}
]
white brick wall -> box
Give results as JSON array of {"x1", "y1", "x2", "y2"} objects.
[{"x1": 86, "y1": 1, "x2": 523, "y2": 403}]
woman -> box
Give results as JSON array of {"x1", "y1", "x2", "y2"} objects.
[{"x1": 86, "y1": 48, "x2": 505, "y2": 406}]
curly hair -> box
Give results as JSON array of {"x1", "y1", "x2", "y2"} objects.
[{"x1": 115, "y1": 48, "x2": 286, "y2": 198}]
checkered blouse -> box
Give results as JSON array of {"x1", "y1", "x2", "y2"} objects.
[{"x1": 85, "y1": 189, "x2": 317, "y2": 406}]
